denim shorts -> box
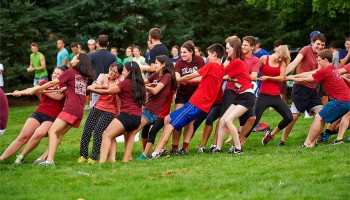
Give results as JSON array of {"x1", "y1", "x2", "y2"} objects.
[
  {"x1": 170, "y1": 102, "x2": 204, "y2": 131},
  {"x1": 319, "y1": 99, "x2": 350, "y2": 123},
  {"x1": 142, "y1": 108, "x2": 158, "y2": 124}
]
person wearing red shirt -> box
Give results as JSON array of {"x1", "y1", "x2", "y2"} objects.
[
  {"x1": 150, "y1": 43, "x2": 225, "y2": 158},
  {"x1": 0, "y1": 66, "x2": 68, "y2": 164},
  {"x1": 78, "y1": 62, "x2": 124, "y2": 163},
  {"x1": 215, "y1": 38, "x2": 255, "y2": 154},
  {"x1": 88, "y1": 61, "x2": 146, "y2": 163},
  {"x1": 253, "y1": 45, "x2": 293, "y2": 146},
  {"x1": 281, "y1": 33, "x2": 326, "y2": 145},
  {"x1": 286, "y1": 49, "x2": 350, "y2": 147}
]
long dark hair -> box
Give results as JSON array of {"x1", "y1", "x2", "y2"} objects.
[
  {"x1": 74, "y1": 53, "x2": 95, "y2": 78},
  {"x1": 227, "y1": 39, "x2": 244, "y2": 60},
  {"x1": 156, "y1": 55, "x2": 177, "y2": 88},
  {"x1": 110, "y1": 62, "x2": 123, "y2": 74},
  {"x1": 124, "y1": 61, "x2": 146, "y2": 106},
  {"x1": 181, "y1": 42, "x2": 197, "y2": 64}
]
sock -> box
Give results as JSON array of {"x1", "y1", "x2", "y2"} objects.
[
  {"x1": 324, "y1": 129, "x2": 333, "y2": 135},
  {"x1": 172, "y1": 145, "x2": 178, "y2": 150},
  {"x1": 183, "y1": 142, "x2": 189, "y2": 149}
]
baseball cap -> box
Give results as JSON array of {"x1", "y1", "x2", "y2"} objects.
[{"x1": 309, "y1": 31, "x2": 320, "y2": 39}]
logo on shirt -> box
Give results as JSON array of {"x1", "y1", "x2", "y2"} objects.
[
  {"x1": 182, "y1": 66, "x2": 198, "y2": 76},
  {"x1": 75, "y1": 74, "x2": 86, "y2": 95}
]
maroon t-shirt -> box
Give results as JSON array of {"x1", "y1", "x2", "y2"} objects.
[
  {"x1": 175, "y1": 56, "x2": 205, "y2": 98},
  {"x1": 312, "y1": 65, "x2": 350, "y2": 101},
  {"x1": 297, "y1": 46, "x2": 319, "y2": 88},
  {"x1": 118, "y1": 79, "x2": 142, "y2": 116},
  {"x1": 58, "y1": 68, "x2": 87, "y2": 119},
  {"x1": 35, "y1": 81, "x2": 65, "y2": 119},
  {"x1": 0, "y1": 89, "x2": 8, "y2": 130},
  {"x1": 225, "y1": 58, "x2": 252, "y2": 94},
  {"x1": 145, "y1": 72, "x2": 172, "y2": 115}
]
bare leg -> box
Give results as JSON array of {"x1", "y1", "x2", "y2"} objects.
[
  {"x1": 335, "y1": 112, "x2": 350, "y2": 140},
  {"x1": 304, "y1": 114, "x2": 325, "y2": 147},
  {"x1": 239, "y1": 116, "x2": 256, "y2": 144},
  {"x1": 224, "y1": 105, "x2": 248, "y2": 149},
  {"x1": 154, "y1": 115, "x2": 174, "y2": 153},
  {"x1": 0, "y1": 118, "x2": 40, "y2": 160},
  {"x1": 200, "y1": 125, "x2": 213, "y2": 147},
  {"x1": 108, "y1": 138, "x2": 117, "y2": 163},
  {"x1": 46, "y1": 119, "x2": 72, "y2": 162},
  {"x1": 281, "y1": 113, "x2": 300, "y2": 142},
  {"x1": 171, "y1": 103, "x2": 184, "y2": 149},
  {"x1": 122, "y1": 131, "x2": 137, "y2": 162}
]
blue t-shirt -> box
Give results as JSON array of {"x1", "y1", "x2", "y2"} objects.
[
  {"x1": 145, "y1": 51, "x2": 151, "y2": 65},
  {"x1": 339, "y1": 49, "x2": 350, "y2": 64},
  {"x1": 253, "y1": 48, "x2": 270, "y2": 58},
  {"x1": 170, "y1": 57, "x2": 182, "y2": 64},
  {"x1": 90, "y1": 49, "x2": 116, "y2": 81},
  {"x1": 57, "y1": 48, "x2": 69, "y2": 67}
]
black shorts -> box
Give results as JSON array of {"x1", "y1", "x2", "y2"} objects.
[
  {"x1": 291, "y1": 84, "x2": 322, "y2": 113},
  {"x1": 116, "y1": 112, "x2": 141, "y2": 132},
  {"x1": 220, "y1": 89, "x2": 256, "y2": 117},
  {"x1": 30, "y1": 111, "x2": 55, "y2": 123},
  {"x1": 239, "y1": 109, "x2": 255, "y2": 126},
  {"x1": 175, "y1": 94, "x2": 191, "y2": 105}
]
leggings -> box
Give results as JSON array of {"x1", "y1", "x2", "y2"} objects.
[
  {"x1": 193, "y1": 104, "x2": 221, "y2": 135},
  {"x1": 141, "y1": 117, "x2": 165, "y2": 144},
  {"x1": 80, "y1": 107, "x2": 115, "y2": 160},
  {"x1": 253, "y1": 94, "x2": 293, "y2": 131}
]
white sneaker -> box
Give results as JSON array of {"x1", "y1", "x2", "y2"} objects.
[
  {"x1": 33, "y1": 158, "x2": 45, "y2": 165},
  {"x1": 197, "y1": 146, "x2": 205, "y2": 153},
  {"x1": 14, "y1": 154, "x2": 24, "y2": 164},
  {"x1": 39, "y1": 161, "x2": 55, "y2": 166}
]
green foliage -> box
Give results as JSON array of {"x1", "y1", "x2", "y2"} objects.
[{"x1": 0, "y1": 106, "x2": 349, "y2": 199}]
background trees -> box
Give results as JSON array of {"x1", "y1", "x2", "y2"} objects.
[{"x1": 0, "y1": 0, "x2": 349, "y2": 91}]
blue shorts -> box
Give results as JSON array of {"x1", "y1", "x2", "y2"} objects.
[
  {"x1": 142, "y1": 108, "x2": 158, "y2": 124},
  {"x1": 170, "y1": 102, "x2": 204, "y2": 131},
  {"x1": 319, "y1": 99, "x2": 350, "y2": 123},
  {"x1": 34, "y1": 76, "x2": 48, "y2": 87}
]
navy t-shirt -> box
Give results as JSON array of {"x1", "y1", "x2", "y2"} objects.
[
  {"x1": 90, "y1": 49, "x2": 116, "y2": 80},
  {"x1": 149, "y1": 44, "x2": 169, "y2": 64}
]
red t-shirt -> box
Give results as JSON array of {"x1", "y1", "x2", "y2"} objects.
[
  {"x1": 145, "y1": 72, "x2": 172, "y2": 115},
  {"x1": 225, "y1": 58, "x2": 252, "y2": 94},
  {"x1": 58, "y1": 68, "x2": 87, "y2": 119},
  {"x1": 339, "y1": 64, "x2": 350, "y2": 89},
  {"x1": 297, "y1": 46, "x2": 319, "y2": 89},
  {"x1": 118, "y1": 79, "x2": 142, "y2": 116},
  {"x1": 158, "y1": 88, "x2": 175, "y2": 119},
  {"x1": 35, "y1": 81, "x2": 65, "y2": 119},
  {"x1": 175, "y1": 56, "x2": 205, "y2": 98},
  {"x1": 259, "y1": 56, "x2": 281, "y2": 96},
  {"x1": 189, "y1": 62, "x2": 225, "y2": 113},
  {"x1": 244, "y1": 55, "x2": 260, "y2": 74},
  {"x1": 312, "y1": 65, "x2": 350, "y2": 101},
  {"x1": 213, "y1": 86, "x2": 224, "y2": 105},
  {"x1": 94, "y1": 74, "x2": 120, "y2": 115}
]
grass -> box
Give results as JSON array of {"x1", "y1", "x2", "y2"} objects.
[{"x1": 0, "y1": 106, "x2": 349, "y2": 200}]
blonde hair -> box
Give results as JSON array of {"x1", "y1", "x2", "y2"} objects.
[{"x1": 275, "y1": 45, "x2": 291, "y2": 65}]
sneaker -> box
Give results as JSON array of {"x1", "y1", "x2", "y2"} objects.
[
  {"x1": 213, "y1": 148, "x2": 222, "y2": 153},
  {"x1": 77, "y1": 156, "x2": 87, "y2": 163},
  {"x1": 179, "y1": 148, "x2": 188, "y2": 155},
  {"x1": 136, "y1": 154, "x2": 147, "y2": 160},
  {"x1": 84, "y1": 105, "x2": 91, "y2": 111},
  {"x1": 277, "y1": 141, "x2": 285, "y2": 147},
  {"x1": 170, "y1": 149, "x2": 179, "y2": 156},
  {"x1": 14, "y1": 154, "x2": 24, "y2": 165},
  {"x1": 321, "y1": 132, "x2": 331, "y2": 142},
  {"x1": 197, "y1": 146, "x2": 205, "y2": 153},
  {"x1": 301, "y1": 144, "x2": 313, "y2": 148},
  {"x1": 346, "y1": 138, "x2": 350, "y2": 143},
  {"x1": 87, "y1": 158, "x2": 97, "y2": 163},
  {"x1": 159, "y1": 149, "x2": 170, "y2": 158},
  {"x1": 208, "y1": 146, "x2": 217, "y2": 153},
  {"x1": 331, "y1": 139, "x2": 344, "y2": 145},
  {"x1": 228, "y1": 146, "x2": 243, "y2": 154},
  {"x1": 33, "y1": 158, "x2": 45, "y2": 165},
  {"x1": 149, "y1": 152, "x2": 160, "y2": 160},
  {"x1": 262, "y1": 131, "x2": 274, "y2": 145},
  {"x1": 39, "y1": 160, "x2": 55, "y2": 166}
]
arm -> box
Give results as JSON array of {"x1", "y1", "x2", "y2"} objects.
[
  {"x1": 340, "y1": 51, "x2": 350, "y2": 65},
  {"x1": 140, "y1": 63, "x2": 155, "y2": 73},
  {"x1": 342, "y1": 74, "x2": 350, "y2": 83},
  {"x1": 177, "y1": 71, "x2": 201, "y2": 83},
  {"x1": 27, "y1": 60, "x2": 34, "y2": 72},
  {"x1": 338, "y1": 68, "x2": 347, "y2": 75},
  {"x1": 44, "y1": 92, "x2": 65, "y2": 101},
  {"x1": 88, "y1": 84, "x2": 121, "y2": 95},
  {"x1": 26, "y1": 79, "x2": 61, "y2": 95},
  {"x1": 287, "y1": 74, "x2": 315, "y2": 82},
  {"x1": 285, "y1": 53, "x2": 304, "y2": 75},
  {"x1": 145, "y1": 82, "x2": 166, "y2": 95}
]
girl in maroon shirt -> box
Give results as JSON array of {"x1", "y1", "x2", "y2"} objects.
[
  {"x1": 0, "y1": 66, "x2": 68, "y2": 164},
  {"x1": 254, "y1": 45, "x2": 293, "y2": 146},
  {"x1": 26, "y1": 53, "x2": 95, "y2": 166},
  {"x1": 88, "y1": 61, "x2": 146, "y2": 163}
]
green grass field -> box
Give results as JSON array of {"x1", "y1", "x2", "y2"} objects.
[{"x1": 1, "y1": 106, "x2": 349, "y2": 200}]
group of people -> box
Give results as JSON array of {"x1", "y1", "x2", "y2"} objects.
[{"x1": 1, "y1": 28, "x2": 349, "y2": 166}]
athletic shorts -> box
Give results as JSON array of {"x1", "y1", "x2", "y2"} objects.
[
  {"x1": 319, "y1": 99, "x2": 350, "y2": 123},
  {"x1": 291, "y1": 84, "x2": 323, "y2": 114},
  {"x1": 30, "y1": 111, "x2": 54, "y2": 123},
  {"x1": 170, "y1": 102, "x2": 204, "y2": 131},
  {"x1": 175, "y1": 94, "x2": 190, "y2": 105},
  {"x1": 142, "y1": 108, "x2": 158, "y2": 124},
  {"x1": 220, "y1": 89, "x2": 255, "y2": 116},
  {"x1": 57, "y1": 111, "x2": 82, "y2": 128},
  {"x1": 116, "y1": 112, "x2": 141, "y2": 132}
]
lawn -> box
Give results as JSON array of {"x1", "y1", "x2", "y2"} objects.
[{"x1": 0, "y1": 106, "x2": 349, "y2": 200}]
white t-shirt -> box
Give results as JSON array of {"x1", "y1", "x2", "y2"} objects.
[{"x1": 0, "y1": 63, "x2": 3, "y2": 87}]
